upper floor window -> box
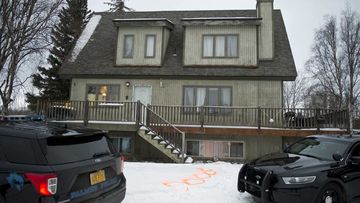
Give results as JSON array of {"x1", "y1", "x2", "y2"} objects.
[
  {"x1": 203, "y1": 35, "x2": 238, "y2": 58},
  {"x1": 123, "y1": 35, "x2": 134, "y2": 58},
  {"x1": 145, "y1": 35, "x2": 156, "y2": 58},
  {"x1": 87, "y1": 85, "x2": 120, "y2": 102}
]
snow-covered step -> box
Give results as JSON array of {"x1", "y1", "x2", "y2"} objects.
[
  {"x1": 179, "y1": 153, "x2": 187, "y2": 158},
  {"x1": 159, "y1": 140, "x2": 167, "y2": 145},
  {"x1": 172, "y1": 149, "x2": 180, "y2": 154},
  {"x1": 185, "y1": 157, "x2": 194, "y2": 163},
  {"x1": 166, "y1": 144, "x2": 175, "y2": 149},
  {"x1": 139, "y1": 126, "x2": 149, "y2": 131},
  {"x1": 153, "y1": 136, "x2": 162, "y2": 140},
  {"x1": 146, "y1": 131, "x2": 156, "y2": 136}
]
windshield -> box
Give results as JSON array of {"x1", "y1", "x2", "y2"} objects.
[{"x1": 285, "y1": 137, "x2": 348, "y2": 160}]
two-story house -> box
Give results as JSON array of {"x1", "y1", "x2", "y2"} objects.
[{"x1": 53, "y1": 0, "x2": 307, "y2": 162}]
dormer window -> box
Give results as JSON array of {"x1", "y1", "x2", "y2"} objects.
[
  {"x1": 123, "y1": 35, "x2": 134, "y2": 58},
  {"x1": 202, "y1": 35, "x2": 238, "y2": 58},
  {"x1": 145, "y1": 35, "x2": 156, "y2": 58},
  {"x1": 114, "y1": 18, "x2": 173, "y2": 66}
]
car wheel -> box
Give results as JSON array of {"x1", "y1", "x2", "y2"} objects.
[{"x1": 316, "y1": 183, "x2": 344, "y2": 203}]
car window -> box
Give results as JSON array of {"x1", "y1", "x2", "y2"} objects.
[
  {"x1": 351, "y1": 144, "x2": 360, "y2": 156},
  {"x1": 40, "y1": 134, "x2": 115, "y2": 165},
  {"x1": 1, "y1": 136, "x2": 46, "y2": 165},
  {"x1": 286, "y1": 137, "x2": 348, "y2": 160}
]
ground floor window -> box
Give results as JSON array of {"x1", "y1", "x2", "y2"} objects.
[
  {"x1": 186, "y1": 140, "x2": 244, "y2": 159},
  {"x1": 187, "y1": 141, "x2": 200, "y2": 156},
  {"x1": 87, "y1": 84, "x2": 120, "y2": 102},
  {"x1": 111, "y1": 137, "x2": 132, "y2": 154}
]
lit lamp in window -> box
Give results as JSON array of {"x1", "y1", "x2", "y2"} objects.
[
  {"x1": 99, "y1": 85, "x2": 108, "y2": 101},
  {"x1": 101, "y1": 92, "x2": 107, "y2": 101},
  {"x1": 125, "y1": 81, "x2": 130, "y2": 87}
]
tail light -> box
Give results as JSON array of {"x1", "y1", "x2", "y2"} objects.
[
  {"x1": 24, "y1": 173, "x2": 57, "y2": 196},
  {"x1": 120, "y1": 155, "x2": 125, "y2": 173},
  {"x1": 115, "y1": 155, "x2": 125, "y2": 174}
]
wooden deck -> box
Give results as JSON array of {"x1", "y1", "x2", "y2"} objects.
[{"x1": 36, "y1": 100, "x2": 350, "y2": 137}]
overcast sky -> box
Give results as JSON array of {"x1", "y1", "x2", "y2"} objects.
[
  {"x1": 88, "y1": 0, "x2": 360, "y2": 74},
  {"x1": 9, "y1": 0, "x2": 360, "y2": 108}
]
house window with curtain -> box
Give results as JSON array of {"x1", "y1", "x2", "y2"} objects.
[
  {"x1": 123, "y1": 35, "x2": 134, "y2": 58},
  {"x1": 186, "y1": 140, "x2": 244, "y2": 159},
  {"x1": 183, "y1": 86, "x2": 232, "y2": 113},
  {"x1": 202, "y1": 35, "x2": 238, "y2": 58},
  {"x1": 111, "y1": 137, "x2": 132, "y2": 154},
  {"x1": 87, "y1": 85, "x2": 120, "y2": 102},
  {"x1": 145, "y1": 35, "x2": 156, "y2": 58}
]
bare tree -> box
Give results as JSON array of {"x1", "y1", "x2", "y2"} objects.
[
  {"x1": 283, "y1": 75, "x2": 307, "y2": 109},
  {"x1": 0, "y1": 0, "x2": 63, "y2": 114},
  {"x1": 306, "y1": 16, "x2": 346, "y2": 110},
  {"x1": 105, "y1": 0, "x2": 134, "y2": 12},
  {"x1": 340, "y1": 7, "x2": 360, "y2": 131},
  {"x1": 303, "y1": 84, "x2": 332, "y2": 109},
  {"x1": 306, "y1": 7, "x2": 360, "y2": 132}
]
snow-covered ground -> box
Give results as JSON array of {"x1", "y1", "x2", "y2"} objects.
[{"x1": 122, "y1": 162, "x2": 258, "y2": 203}]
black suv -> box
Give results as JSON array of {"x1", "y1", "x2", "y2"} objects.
[
  {"x1": 0, "y1": 121, "x2": 126, "y2": 203},
  {"x1": 238, "y1": 135, "x2": 360, "y2": 203}
]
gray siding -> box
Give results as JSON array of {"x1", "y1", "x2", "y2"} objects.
[
  {"x1": 71, "y1": 78, "x2": 282, "y2": 108},
  {"x1": 183, "y1": 25, "x2": 258, "y2": 66},
  {"x1": 116, "y1": 27, "x2": 163, "y2": 66}
]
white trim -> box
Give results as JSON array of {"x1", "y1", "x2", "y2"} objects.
[{"x1": 181, "y1": 17, "x2": 262, "y2": 21}]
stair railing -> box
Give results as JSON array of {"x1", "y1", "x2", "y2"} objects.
[{"x1": 136, "y1": 101, "x2": 186, "y2": 163}]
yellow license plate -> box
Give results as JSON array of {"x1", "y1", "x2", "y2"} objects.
[{"x1": 90, "y1": 170, "x2": 106, "y2": 185}]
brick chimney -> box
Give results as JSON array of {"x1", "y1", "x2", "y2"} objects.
[{"x1": 257, "y1": 0, "x2": 274, "y2": 60}]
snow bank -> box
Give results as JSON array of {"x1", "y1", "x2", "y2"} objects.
[
  {"x1": 122, "y1": 162, "x2": 258, "y2": 203},
  {"x1": 70, "y1": 15, "x2": 102, "y2": 62}
]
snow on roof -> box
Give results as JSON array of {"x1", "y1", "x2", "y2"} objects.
[
  {"x1": 113, "y1": 18, "x2": 174, "y2": 25},
  {"x1": 181, "y1": 17, "x2": 262, "y2": 21},
  {"x1": 70, "y1": 15, "x2": 102, "y2": 62}
]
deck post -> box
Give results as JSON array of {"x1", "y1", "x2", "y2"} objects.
[
  {"x1": 347, "y1": 108, "x2": 351, "y2": 134},
  {"x1": 181, "y1": 132, "x2": 186, "y2": 163},
  {"x1": 84, "y1": 100, "x2": 89, "y2": 126},
  {"x1": 200, "y1": 106, "x2": 204, "y2": 128},
  {"x1": 146, "y1": 104, "x2": 150, "y2": 127},
  {"x1": 333, "y1": 111, "x2": 337, "y2": 128},
  {"x1": 315, "y1": 108, "x2": 320, "y2": 133},
  {"x1": 258, "y1": 106, "x2": 261, "y2": 130},
  {"x1": 136, "y1": 100, "x2": 141, "y2": 128}
]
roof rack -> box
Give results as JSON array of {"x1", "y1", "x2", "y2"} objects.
[{"x1": 0, "y1": 115, "x2": 45, "y2": 122}]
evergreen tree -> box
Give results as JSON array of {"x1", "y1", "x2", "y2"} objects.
[{"x1": 26, "y1": 0, "x2": 92, "y2": 110}]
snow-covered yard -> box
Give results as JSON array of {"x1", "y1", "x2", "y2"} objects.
[{"x1": 122, "y1": 162, "x2": 258, "y2": 203}]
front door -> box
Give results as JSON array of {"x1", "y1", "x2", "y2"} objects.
[
  {"x1": 133, "y1": 86, "x2": 152, "y2": 105},
  {"x1": 133, "y1": 86, "x2": 152, "y2": 124}
]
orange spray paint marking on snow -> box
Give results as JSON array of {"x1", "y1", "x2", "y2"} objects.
[{"x1": 162, "y1": 167, "x2": 217, "y2": 192}]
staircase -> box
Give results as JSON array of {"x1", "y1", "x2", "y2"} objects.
[{"x1": 136, "y1": 102, "x2": 192, "y2": 163}]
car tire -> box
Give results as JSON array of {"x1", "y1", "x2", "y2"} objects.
[{"x1": 316, "y1": 183, "x2": 344, "y2": 203}]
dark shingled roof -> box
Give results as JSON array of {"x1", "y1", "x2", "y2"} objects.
[{"x1": 61, "y1": 10, "x2": 297, "y2": 80}]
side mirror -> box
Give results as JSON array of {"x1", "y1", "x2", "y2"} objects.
[
  {"x1": 350, "y1": 156, "x2": 360, "y2": 165},
  {"x1": 332, "y1": 153, "x2": 343, "y2": 161}
]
